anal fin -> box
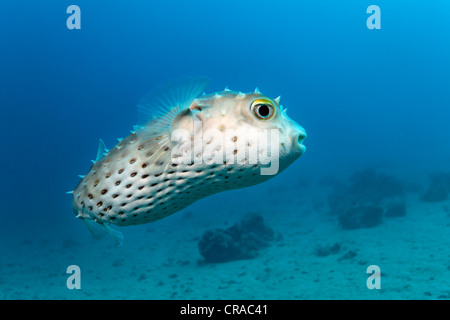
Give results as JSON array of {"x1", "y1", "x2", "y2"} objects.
[{"x1": 82, "y1": 218, "x2": 123, "y2": 246}]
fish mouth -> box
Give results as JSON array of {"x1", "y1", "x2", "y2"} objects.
[{"x1": 296, "y1": 130, "x2": 307, "y2": 154}]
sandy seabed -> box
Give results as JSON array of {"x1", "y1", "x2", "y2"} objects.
[{"x1": 1, "y1": 184, "x2": 449, "y2": 300}]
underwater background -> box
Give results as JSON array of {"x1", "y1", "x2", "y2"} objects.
[{"x1": 1, "y1": 0, "x2": 449, "y2": 299}]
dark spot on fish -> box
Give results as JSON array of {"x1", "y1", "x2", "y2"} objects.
[
  {"x1": 130, "y1": 158, "x2": 136, "y2": 164},
  {"x1": 110, "y1": 217, "x2": 116, "y2": 221},
  {"x1": 93, "y1": 180, "x2": 99, "y2": 187},
  {"x1": 131, "y1": 172, "x2": 137, "y2": 177},
  {"x1": 101, "y1": 189, "x2": 108, "y2": 195},
  {"x1": 157, "y1": 189, "x2": 163, "y2": 193},
  {"x1": 126, "y1": 194, "x2": 132, "y2": 198},
  {"x1": 197, "y1": 170, "x2": 202, "y2": 174},
  {"x1": 232, "y1": 136, "x2": 237, "y2": 142},
  {"x1": 147, "y1": 196, "x2": 153, "y2": 199},
  {"x1": 156, "y1": 136, "x2": 162, "y2": 140},
  {"x1": 151, "y1": 183, "x2": 158, "y2": 187},
  {"x1": 233, "y1": 149, "x2": 238, "y2": 155},
  {"x1": 121, "y1": 203, "x2": 127, "y2": 207},
  {"x1": 138, "y1": 144, "x2": 144, "y2": 150},
  {"x1": 171, "y1": 163, "x2": 178, "y2": 167},
  {"x1": 163, "y1": 146, "x2": 169, "y2": 151},
  {"x1": 99, "y1": 213, "x2": 105, "y2": 217},
  {"x1": 225, "y1": 176, "x2": 229, "y2": 179},
  {"x1": 112, "y1": 194, "x2": 119, "y2": 198},
  {"x1": 88, "y1": 194, "x2": 93, "y2": 199},
  {"x1": 118, "y1": 169, "x2": 124, "y2": 174},
  {"x1": 133, "y1": 207, "x2": 139, "y2": 211},
  {"x1": 118, "y1": 211, "x2": 124, "y2": 215},
  {"x1": 106, "y1": 172, "x2": 111, "y2": 178},
  {"x1": 97, "y1": 201, "x2": 103, "y2": 207},
  {"x1": 137, "y1": 196, "x2": 144, "y2": 200},
  {"x1": 168, "y1": 171, "x2": 175, "y2": 174},
  {"x1": 142, "y1": 174, "x2": 149, "y2": 179},
  {"x1": 88, "y1": 206, "x2": 93, "y2": 210},
  {"x1": 155, "y1": 172, "x2": 162, "y2": 177},
  {"x1": 138, "y1": 186, "x2": 145, "y2": 190},
  {"x1": 126, "y1": 184, "x2": 132, "y2": 188},
  {"x1": 115, "y1": 181, "x2": 121, "y2": 186},
  {"x1": 142, "y1": 163, "x2": 148, "y2": 168}
]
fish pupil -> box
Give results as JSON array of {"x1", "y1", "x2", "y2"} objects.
[{"x1": 257, "y1": 105, "x2": 270, "y2": 117}]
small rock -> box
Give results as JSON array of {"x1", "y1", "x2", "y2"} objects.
[
  {"x1": 315, "y1": 243, "x2": 341, "y2": 257},
  {"x1": 138, "y1": 273, "x2": 146, "y2": 281}
]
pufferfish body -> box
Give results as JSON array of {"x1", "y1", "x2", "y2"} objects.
[{"x1": 71, "y1": 77, "x2": 306, "y2": 243}]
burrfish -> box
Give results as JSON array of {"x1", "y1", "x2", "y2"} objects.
[{"x1": 71, "y1": 77, "x2": 306, "y2": 244}]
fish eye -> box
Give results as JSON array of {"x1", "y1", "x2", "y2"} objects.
[{"x1": 251, "y1": 99, "x2": 275, "y2": 120}]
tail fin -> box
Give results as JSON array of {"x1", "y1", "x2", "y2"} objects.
[{"x1": 82, "y1": 219, "x2": 124, "y2": 246}]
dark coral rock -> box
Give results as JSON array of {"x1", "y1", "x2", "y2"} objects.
[
  {"x1": 198, "y1": 214, "x2": 275, "y2": 263},
  {"x1": 421, "y1": 172, "x2": 450, "y2": 202},
  {"x1": 338, "y1": 205, "x2": 384, "y2": 230},
  {"x1": 198, "y1": 230, "x2": 242, "y2": 263},
  {"x1": 328, "y1": 168, "x2": 406, "y2": 229}
]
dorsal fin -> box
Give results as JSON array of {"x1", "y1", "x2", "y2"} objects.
[
  {"x1": 135, "y1": 76, "x2": 210, "y2": 134},
  {"x1": 134, "y1": 76, "x2": 210, "y2": 164}
]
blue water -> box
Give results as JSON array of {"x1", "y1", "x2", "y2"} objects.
[{"x1": 1, "y1": 0, "x2": 449, "y2": 299}]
